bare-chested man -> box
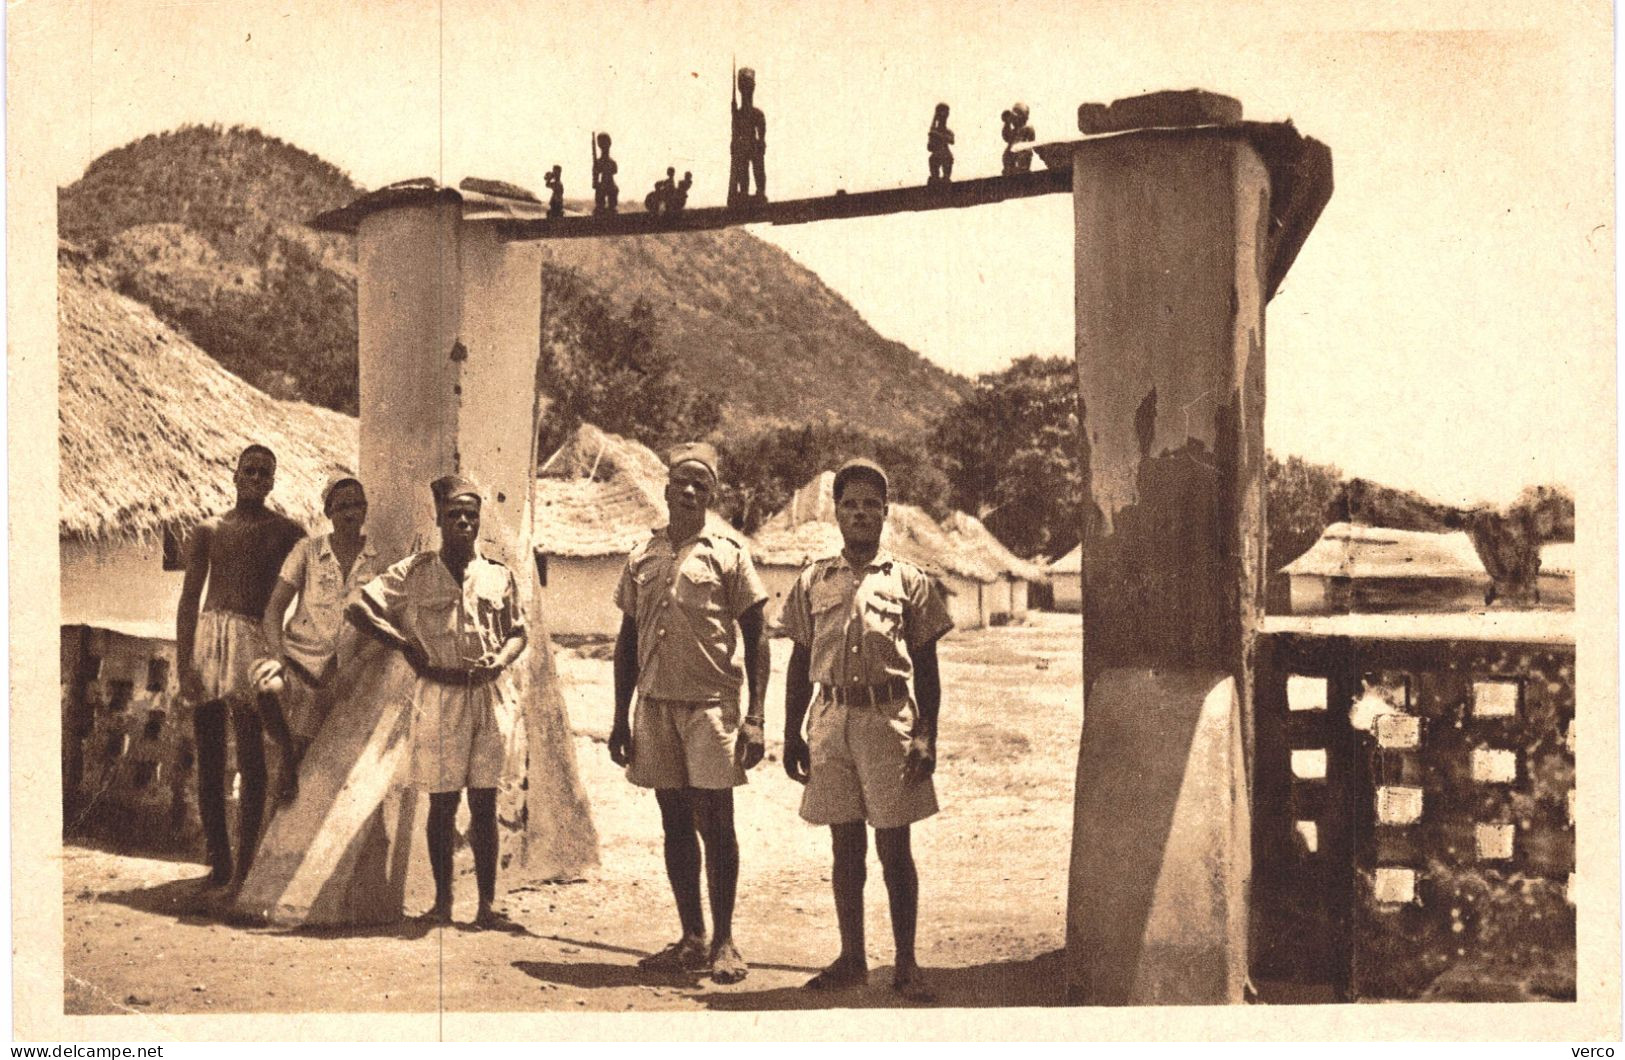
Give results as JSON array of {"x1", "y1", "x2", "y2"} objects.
[{"x1": 176, "y1": 444, "x2": 306, "y2": 896}]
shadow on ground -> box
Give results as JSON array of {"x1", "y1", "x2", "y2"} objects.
[
  {"x1": 91, "y1": 875, "x2": 439, "y2": 941},
  {"x1": 513, "y1": 945, "x2": 1068, "y2": 1010}
]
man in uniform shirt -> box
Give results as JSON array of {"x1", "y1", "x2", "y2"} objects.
[
  {"x1": 175, "y1": 444, "x2": 307, "y2": 895},
  {"x1": 347, "y1": 475, "x2": 527, "y2": 930},
  {"x1": 609, "y1": 442, "x2": 769, "y2": 984},
  {"x1": 258, "y1": 475, "x2": 381, "y2": 766},
  {"x1": 781, "y1": 458, "x2": 952, "y2": 1002}
]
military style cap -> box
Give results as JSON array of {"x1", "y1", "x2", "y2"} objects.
[
  {"x1": 322, "y1": 473, "x2": 364, "y2": 511},
  {"x1": 430, "y1": 474, "x2": 483, "y2": 508},
  {"x1": 668, "y1": 442, "x2": 720, "y2": 483},
  {"x1": 834, "y1": 458, "x2": 889, "y2": 500}
]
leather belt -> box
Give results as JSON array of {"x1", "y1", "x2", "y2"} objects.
[
  {"x1": 829, "y1": 677, "x2": 909, "y2": 708},
  {"x1": 417, "y1": 664, "x2": 499, "y2": 687}
]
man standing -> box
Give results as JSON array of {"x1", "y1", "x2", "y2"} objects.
[
  {"x1": 176, "y1": 444, "x2": 307, "y2": 895},
  {"x1": 610, "y1": 443, "x2": 769, "y2": 984},
  {"x1": 347, "y1": 476, "x2": 527, "y2": 930},
  {"x1": 258, "y1": 475, "x2": 381, "y2": 765},
  {"x1": 781, "y1": 459, "x2": 952, "y2": 1002}
]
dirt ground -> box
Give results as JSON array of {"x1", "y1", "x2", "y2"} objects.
[{"x1": 63, "y1": 614, "x2": 1085, "y2": 1015}]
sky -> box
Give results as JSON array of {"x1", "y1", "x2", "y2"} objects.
[{"x1": 33, "y1": 0, "x2": 1615, "y2": 507}]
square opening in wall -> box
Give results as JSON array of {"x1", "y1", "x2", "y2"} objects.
[
  {"x1": 1377, "y1": 785, "x2": 1424, "y2": 825},
  {"x1": 1476, "y1": 822, "x2": 1515, "y2": 860},
  {"x1": 146, "y1": 658, "x2": 170, "y2": 693},
  {"x1": 143, "y1": 710, "x2": 166, "y2": 741},
  {"x1": 1287, "y1": 675, "x2": 1327, "y2": 712},
  {"x1": 1291, "y1": 748, "x2": 1328, "y2": 779},
  {"x1": 1470, "y1": 747, "x2": 1517, "y2": 783},
  {"x1": 1373, "y1": 866, "x2": 1417, "y2": 904},
  {"x1": 1472, "y1": 680, "x2": 1520, "y2": 718},
  {"x1": 1376, "y1": 713, "x2": 1421, "y2": 749},
  {"x1": 105, "y1": 679, "x2": 134, "y2": 713}
]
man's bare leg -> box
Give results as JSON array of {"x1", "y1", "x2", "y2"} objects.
[
  {"x1": 421, "y1": 790, "x2": 459, "y2": 923},
  {"x1": 227, "y1": 704, "x2": 268, "y2": 892},
  {"x1": 876, "y1": 825, "x2": 933, "y2": 1001},
  {"x1": 192, "y1": 699, "x2": 233, "y2": 888},
  {"x1": 640, "y1": 788, "x2": 708, "y2": 971},
  {"x1": 256, "y1": 691, "x2": 299, "y2": 804},
  {"x1": 693, "y1": 788, "x2": 745, "y2": 982},
  {"x1": 806, "y1": 822, "x2": 868, "y2": 989}
]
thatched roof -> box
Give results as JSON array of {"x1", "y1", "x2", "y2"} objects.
[
  {"x1": 939, "y1": 510, "x2": 1050, "y2": 583},
  {"x1": 1281, "y1": 522, "x2": 1487, "y2": 581},
  {"x1": 751, "y1": 472, "x2": 1031, "y2": 584},
  {"x1": 532, "y1": 424, "x2": 669, "y2": 557},
  {"x1": 58, "y1": 248, "x2": 358, "y2": 543}
]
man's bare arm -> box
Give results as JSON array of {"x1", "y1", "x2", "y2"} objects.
[
  {"x1": 739, "y1": 602, "x2": 769, "y2": 722},
  {"x1": 902, "y1": 637, "x2": 943, "y2": 784},
  {"x1": 175, "y1": 522, "x2": 212, "y2": 701},
  {"x1": 782, "y1": 642, "x2": 813, "y2": 783},
  {"x1": 261, "y1": 579, "x2": 298, "y2": 662},
  {"x1": 608, "y1": 615, "x2": 638, "y2": 766}
]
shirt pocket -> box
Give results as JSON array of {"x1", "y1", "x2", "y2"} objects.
[
  {"x1": 675, "y1": 565, "x2": 724, "y2": 614},
  {"x1": 808, "y1": 581, "x2": 846, "y2": 615},
  {"x1": 409, "y1": 590, "x2": 462, "y2": 661}
]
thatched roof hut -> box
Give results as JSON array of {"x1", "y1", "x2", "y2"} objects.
[
  {"x1": 532, "y1": 424, "x2": 670, "y2": 557},
  {"x1": 751, "y1": 471, "x2": 1024, "y2": 584},
  {"x1": 58, "y1": 247, "x2": 357, "y2": 544}
]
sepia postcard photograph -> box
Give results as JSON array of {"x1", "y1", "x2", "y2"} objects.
[{"x1": 7, "y1": 0, "x2": 1620, "y2": 1043}]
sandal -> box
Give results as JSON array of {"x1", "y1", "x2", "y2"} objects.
[
  {"x1": 709, "y1": 941, "x2": 749, "y2": 985},
  {"x1": 638, "y1": 937, "x2": 709, "y2": 972}
]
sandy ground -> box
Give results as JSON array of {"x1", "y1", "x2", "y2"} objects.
[{"x1": 64, "y1": 615, "x2": 1085, "y2": 1015}]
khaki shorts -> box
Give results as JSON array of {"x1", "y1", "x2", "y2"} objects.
[
  {"x1": 192, "y1": 611, "x2": 268, "y2": 708},
  {"x1": 628, "y1": 696, "x2": 747, "y2": 791},
  {"x1": 800, "y1": 692, "x2": 938, "y2": 830},
  {"x1": 409, "y1": 679, "x2": 508, "y2": 793}
]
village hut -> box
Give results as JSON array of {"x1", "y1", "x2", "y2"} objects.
[
  {"x1": 752, "y1": 472, "x2": 1031, "y2": 630},
  {"x1": 1278, "y1": 521, "x2": 1494, "y2": 615},
  {"x1": 57, "y1": 249, "x2": 357, "y2": 843},
  {"x1": 1049, "y1": 545, "x2": 1083, "y2": 613},
  {"x1": 939, "y1": 510, "x2": 1050, "y2": 622},
  {"x1": 531, "y1": 424, "x2": 672, "y2": 637}
]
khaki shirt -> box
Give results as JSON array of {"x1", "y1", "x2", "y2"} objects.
[
  {"x1": 780, "y1": 550, "x2": 953, "y2": 689},
  {"x1": 277, "y1": 533, "x2": 382, "y2": 679},
  {"x1": 615, "y1": 524, "x2": 768, "y2": 702},
  {"x1": 356, "y1": 551, "x2": 524, "y2": 669}
]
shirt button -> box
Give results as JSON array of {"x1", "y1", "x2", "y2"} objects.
[
  {"x1": 850, "y1": 645, "x2": 859, "y2": 654},
  {"x1": 657, "y1": 628, "x2": 667, "y2": 637}
]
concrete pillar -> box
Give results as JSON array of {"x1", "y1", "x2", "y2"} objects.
[
  {"x1": 1065, "y1": 119, "x2": 1271, "y2": 1003},
  {"x1": 355, "y1": 201, "x2": 600, "y2": 882},
  {"x1": 237, "y1": 199, "x2": 598, "y2": 926}
]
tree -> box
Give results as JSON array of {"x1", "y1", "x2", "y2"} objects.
[
  {"x1": 929, "y1": 355, "x2": 1082, "y2": 559},
  {"x1": 715, "y1": 424, "x2": 952, "y2": 533},
  {"x1": 536, "y1": 263, "x2": 723, "y2": 459},
  {"x1": 1265, "y1": 453, "x2": 1346, "y2": 572}
]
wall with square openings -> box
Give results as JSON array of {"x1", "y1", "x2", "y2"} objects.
[
  {"x1": 61, "y1": 625, "x2": 221, "y2": 855},
  {"x1": 1254, "y1": 630, "x2": 1574, "y2": 1001}
]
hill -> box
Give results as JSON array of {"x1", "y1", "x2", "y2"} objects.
[{"x1": 58, "y1": 125, "x2": 968, "y2": 435}]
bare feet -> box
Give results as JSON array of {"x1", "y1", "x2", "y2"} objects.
[
  {"x1": 472, "y1": 906, "x2": 527, "y2": 934},
  {"x1": 638, "y1": 936, "x2": 709, "y2": 973},
  {"x1": 415, "y1": 901, "x2": 453, "y2": 926},
  {"x1": 803, "y1": 956, "x2": 868, "y2": 991},
  {"x1": 891, "y1": 965, "x2": 937, "y2": 1004},
  {"x1": 709, "y1": 939, "x2": 748, "y2": 984}
]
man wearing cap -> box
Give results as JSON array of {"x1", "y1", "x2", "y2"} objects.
[
  {"x1": 258, "y1": 475, "x2": 381, "y2": 776},
  {"x1": 781, "y1": 458, "x2": 952, "y2": 1002},
  {"x1": 610, "y1": 442, "x2": 769, "y2": 984},
  {"x1": 175, "y1": 444, "x2": 307, "y2": 897},
  {"x1": 347, "y1": 475, "x2": 527, "y2": 930}
]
